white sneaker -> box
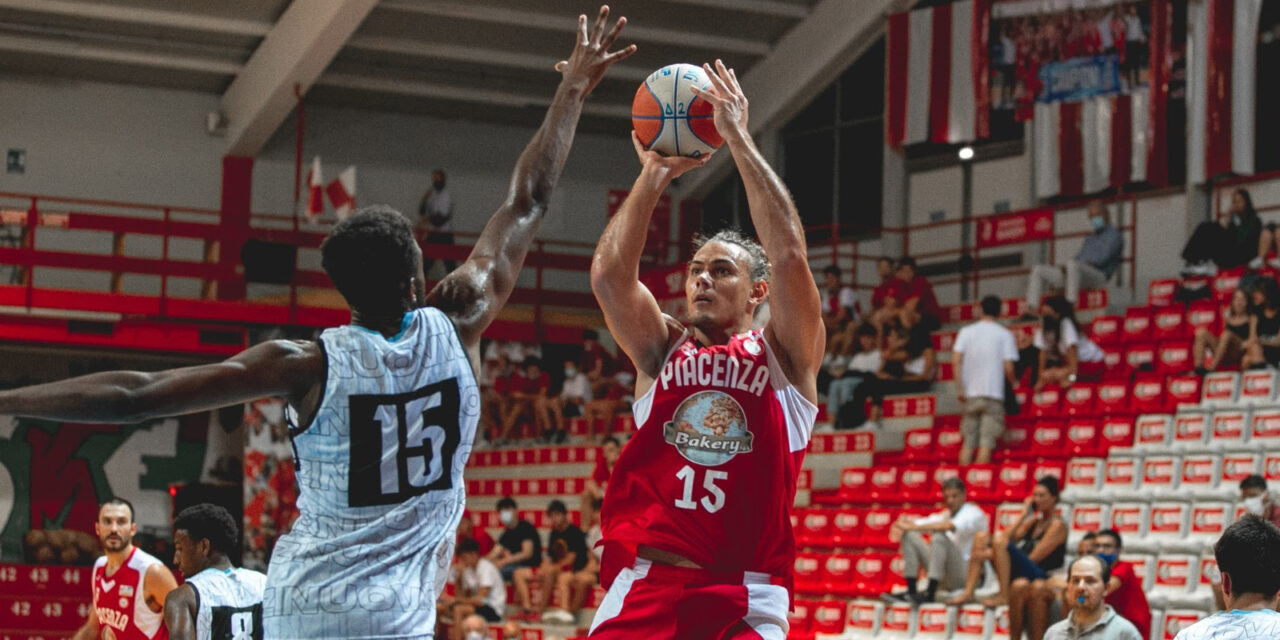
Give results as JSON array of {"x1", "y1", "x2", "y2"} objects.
[
  {"x1": 542, "y1": 608, "x2": 575, "y2": 624},
  {"x1": 1250, "y1": 256, "x2": 1265, "y2": 269},
  {"x1": 857, "y1": 420, "x2": 882, "y2": 431},
  {"x1": 1268, "y1": 257, "x2": 1280, "y2": 270}
]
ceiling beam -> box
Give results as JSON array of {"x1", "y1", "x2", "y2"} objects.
[
  {"x1": 0, "y1": 0, "x2": 270, "y2": 38},
  {"x1": 672, "y1": 0, "x2": 909, "y2": 199},
  {"x1": 377, "y1": 0, "x2": 771, "y2": 57},
  {"x1": 220, "y1": 0, "x2": 379, "y2": 156},
  {"x1": 660, "y1": 0, "x2": 810, "y2": 19},
  {"x1": 319, "y1": 72, "x2": 632, "y2": 120},
  {"x1": 0, "y1": 33, "x2": 240, "y2": 75},
  {"x1": 345, "y1": 35, "x2": 652, "y2": 83}
]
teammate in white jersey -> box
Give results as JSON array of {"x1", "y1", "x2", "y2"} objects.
[
  {"x1": 164, "y1": 504, "x2": 267, "y2": 640},
  {"x1": 1174, "y1": 514, "x2": 1280, "y2": 640},
  {"x1": 0, "y1": 7, "x2": 633, "y2": 638}
]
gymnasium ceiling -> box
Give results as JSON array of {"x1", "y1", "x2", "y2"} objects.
[{"x1": 0, "y1": 0, "x2": 901, "y2": 191}]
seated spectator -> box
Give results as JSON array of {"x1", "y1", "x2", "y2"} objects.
[
  {"x1": 1239, "y1": 474, "x2": 1280, "y2": 529},
  {"x1": 1243, "y1": 278, "x2": 1280, "y2": 370},
  {"x1": 441, "y1": 538, "x2": 505, "y2": 638},
  {"x1": 952, "y1": 477, "x2": 1067, "y2": 640},
  {"x1": 1047, "y1": 532, "x2": 1099, "y2": 613},
  {"x1": 868, "y1": 257, "x2": 904, "y2": 333},
  {"x1": 457, "y1": 509, "x2": 495, "y2": 557},
  {"x1": 497, "y1": 357, "x2": 550, "y2": 444},
  {"x1": 1033, "y1": 297, "x2": 1106, "y2": 389},
  {"x1": 513, "y1": 500, "x2": 587, "y2": 624},
  {"x1": 820, "y1": 264, "x2": 859, "y2": 339},
  {"x1": 544, "y1": 360, "x2": 591, "y2": 444},
  {"x1": 1026, "y1": 202, "x2": 1123, "y2": 308},
  {"x1": 455, "y1": 614, "x2": 492, "y2": 640},
  {"x1": 581, "y1": 437, "x2": 620, "y2": 526},
  {"x1": 1193, "y1": 288, "x2": 1254, "y2": 374},
  {"x1": 486, "y1": 497, "x2": 541, "y2": 584},
  {"x1": 1176, "y1": 515, "x2": 1280, "y2": 640},
  {"x1": 827, "y1": 323, "x2": 883, "y2": 427},
  {"x1": 482, "y1": 354, "x2": 514, "y2": 439},
  {"x1": 954, "y1": 295, "x2": 1019, "y2": 465},
  {"x1": 560, "y1": 500, "x2": 603, "y2": 625},
  {"x1": 1094, "y1": 529, "x2": 1151, "y2": 639},
  {"x1": 1044, "y1": 556, "x2": 1142, "y2": 640},
  {"x1": 884, "y1": 478, "x2": 988, "y2": 604},
  {"x1": 1181, "y1": 187, "x2": 1261, "y2": 275},
  {"x1": 839, "y1": 323, "x2": 935, "y2": 430},
  {"x1": 893, "y1": 257, "x2": 942, "y2": 332}
]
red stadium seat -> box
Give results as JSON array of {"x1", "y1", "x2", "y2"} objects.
[
  {"x1": 1033, "y1": 459, "x2": 1068, "y2": 487},
  {"x1": 998, "y1": 418, "x2": 1035, "y2": 461},
  {"x1": 934, "y1": 426, "x2": 963, "y2": 462},
  {"x1": 1156, "y1": 340, "x2": 1192, "y2": 374},
  {"x1": 821, "y1": 555, "x2": 859, "y2": 598},
  {"x1": 829, "y1": 508, "x2": 864, "y2": 548},
  {"x1": 868, "y1": 465, "x2": 901, "y2": 504},
  {"x1": 1099, "y1": 416, "x2": 1136, "y2": 452},
  {"x1": 795, "y1": 508, "x2": 833, "y2": 550},
  {"x1": 993, "y1": 460, "x2": 1032, "y2": 502},
  {"x1": 1030, "y1": 419, "x2": 1067, "y2": 459},
  {"x1": 1102, "y1": 347, "x2": 1124, "y2": 373},
  {"x1": 1122, "y1": 307, "x2": 1152, "y2": 342},
  {"x1": 902, "y1": 428, "x2": 935, "y2": 463},
  {"x1": 1213, "y1": 268, "x2": 1244, "y2": 301},
  {"x1": 1147, "y1": 279, "x2": 1179, "y2": 307},
  {"x1": 1167, "y1": 374, "x2": 1202, "y2": 409},
  {"x1": 1064, "y1": 418, "x2": 1102, "y2": 458},
  {"x1": 1030, "y1": 385, "x2": 1062, "y2": 418},
  {"x1": 1062, "y1": 382, "x2": 1097, "y2": 416},
  {"x1": 788, "y1": 599, "x2": 817, "y2": 636},
  {"x1": 793, "y1": 553, "x2": 825, "y2": 596},
  {"x1": 861, "y1": 507, "x2": 900, "y2": 550},
  {"x1": 1130, "y1": 373, "x2": 1168, "y2": 414},
  {"x1": 962, "y1": 463, "x2": 999, "y2": 504},
  {"x1": 899, "y1": 465, "x2": 934, "y2": 504},
  {"x1": 1186, "y1": 300, "x2": 1220, "y2": 335},
  {"x1": 836, "y1": 467, "x2": 873, "y2": 505},
  {"x1": 884, "y1": 554, "x2": 908, "y2": 592},
  {"x1": 812, "y1": 599, "x2": 847, "y2": 635},
  {"x1": 931, "y1": 464, "x2": 962, "y2": 497},
  {"x1": 851, "y1": 552, "x2": 891, "y2": 597},
  {"x1": 1151, "y1": 306, "x2": 1188, "y2": 340},
  {"x1": 1090, "y1": 315, "x2": 1122, "y2": 345},
  {"x1": 1124, "y1": 342, "x2": 1157, "y2": 373}
]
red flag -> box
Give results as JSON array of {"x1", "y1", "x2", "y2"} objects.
[{"x1": 326, "y1": 166, "x2": 357, "y2": 219}]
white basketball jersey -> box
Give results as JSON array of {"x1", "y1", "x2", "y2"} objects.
[
  {"x1": 264, "y1": 307, "x2": 479, "y2": 639},
  {"x1": 186, "y1": 567, "x2": 266, "y2": 640}
]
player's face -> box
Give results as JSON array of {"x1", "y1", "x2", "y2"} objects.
[
  {"x1": 171, "y1": 530, "x2": 209, "y2": 577},
  {"x1": 95, "y1": 504, "x2": 135, "y2": 553},
  {"x1": 685, "y1": 241, "x2": 761, "y2": 331}
]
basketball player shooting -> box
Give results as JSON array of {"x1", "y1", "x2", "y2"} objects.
[
  {"x1": 0, "y1": 7, "x2": 633, "y2": 639},
  {"x1": 73, "y1": 499, "x2": 179, "y2": 640},
  {"x1": 587, "y1": 60, "x2": 824, "y2": 639}
]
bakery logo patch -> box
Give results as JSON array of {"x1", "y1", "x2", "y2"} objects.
[{"x1": 663, "y1": 390, "x2": 754, "y2": 465}]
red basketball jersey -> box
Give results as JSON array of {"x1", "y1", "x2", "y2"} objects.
[
  {"x1": 91, "y1": 547, "x2": 169, "y2": 640},
  {"x1": 600, "y1": 329, "x2": 817, "y2": 587}
]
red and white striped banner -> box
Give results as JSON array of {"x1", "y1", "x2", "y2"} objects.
[
  {"x1": 1034, "y1": 87, "x2": 1149, "y2": 199},
  {"x1": 1189, "y1": 0, "x2": 1263, "y2": 184},
  {"x1": 886, "y1": 0, "x2": 991, "y2": 147}
]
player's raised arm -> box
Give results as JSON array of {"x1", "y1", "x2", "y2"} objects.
[
  {"x1": 0, "y1": 339, "x2": 322, "y2": 422},
  {"x1": 428, "y1": 6, "x2": 635, "y2": 354},
  {"x1": 591, "y1": 133, "x2": 708, "y2": 380},
  {"x1": 692, "y1": 60, "x2": 824, "y2": 399}
]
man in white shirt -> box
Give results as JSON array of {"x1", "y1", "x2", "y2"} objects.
[
  {"x1": 1175, "y1": 515, "x2": 1280, "y2": 639},
  {"x1": 418, "y1": 168, "x2": 457, "y2": 275},
  {"x1": 545, "y1": 360, "x2": 591, "y2": 443},
  {"x1": 885, "y1": 478, "x2": 989, "y2": 604},
  {"x1": 442, "y1": 537, "x2": 507, "y2": 636},
  {"x1": 953, "y1": 295, "x2": 1018, "y2": 465}
]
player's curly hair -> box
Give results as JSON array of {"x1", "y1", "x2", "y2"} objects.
[
  {"x1": 692, "y1": 229, "x2": 771, "y2": 282},
  {"x1": 321, "y1": 205, "x2": 420, "y2": 317},
  {"x1": 173, "y1": 503, "x2": 239, "y2": 556}
]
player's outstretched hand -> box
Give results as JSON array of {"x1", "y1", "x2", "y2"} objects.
[
  {"x1": 555, "y1": 5, "x2": 637, "y2": 95},
  {"x1": 690, "y1": 59, "x2": 749, "y2": 143},
  {"x1": 631, "y1": 131, "x2": 710, "y2": 184}
]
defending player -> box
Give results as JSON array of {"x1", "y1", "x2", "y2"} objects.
[
  {"x1": 162, "y1": 504, "x2": 267, "y2": 640},
  {"x1": 0, "y1": 8, "x2": 633, "y2": 638},
  {"x1": 587, "y1": 60, "x2": 824, "y2": 639},
  {"x1": 73, "y1": 499, "x2": 180, "y2": 640}
]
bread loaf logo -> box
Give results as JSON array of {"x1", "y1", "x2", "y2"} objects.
[{"x1": 663, "y1": 391, "x2": 753, "y2": 466}]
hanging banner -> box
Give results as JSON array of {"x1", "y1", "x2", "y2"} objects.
[{"x1": 977, "y1": 208, "x2": 1055, "y2": 248}]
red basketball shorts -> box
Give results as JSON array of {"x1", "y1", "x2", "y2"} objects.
[{"x1": 588, "y1": 559, "x2": 789, "y2": 639}]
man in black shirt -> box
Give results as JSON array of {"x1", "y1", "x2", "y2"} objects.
[
  {"x1": 487, "y1": 496, "x2": 542, "y2": 584},
  {"x1": 513, "y1": 499, "x2": 587, "y2": 624}
]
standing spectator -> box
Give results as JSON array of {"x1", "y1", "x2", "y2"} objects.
[
  {"x1": 1239, "y1": 475, "x2": 1280, "y2": 529},
  {"x1": 456, "y1": 509, "x2": 495, "y2": 557},
  {"x1": 1034, "y1": 297, "x2": 1107, "y2": 389},
  {"x1": 546, "y1": 359, "x2": 591, "y2": 443},
  {"x1": 1174, "y1": 515, "x2": 1280, "y2": 639},
  {"x1": 486, "y1": 497, "x2": 541, "y2": 584},
  {"x1": 1095, "y1": 529, "x2": 1152, "y2": 639},
  {"x1": 513, "y1": 500, "x2": 588, "y2": 624},
  {"x1": 869, "y1": 257, "x2": 904, "y2": 332},
  {"x1": 1025, "y1": 202, "x2": 1123, "y2": 308},
  {"x1": 827, "y1": 323, "x2": 883, "y2": 427},
  {"x1": 1193, "y1": 289, "x2": 1255, "y2": 374},
  {"x1": 1044, "y1": 556, "x2": 1143, "y2": 640},
  {"x1": 885, "y1": 478, "x2": 988, "y2": 604},
  {"x1": 1123, "y1": 4, "x2": 1146, "y2": 88},
  {"x1": 1243, "y1": 278, "x2": 1280, "y2": 370},
  {"x1": 894, "y1": 257, "x2": 942, "y2": 332},
  {"x1": 1182, "y1": 188, "x2": 1261, "y2": 275},
  {"x1": 581, "y1": 436, "x2": 620, "y2": 526},
  {"x1": 953, "y1": 295, "x2": 1019, "y2": 465},
  {"x1": 840, "y1": 323, "x2": 936, "y2": 430},
  {"x1": 418, "y1": 169, "x2": 457, "y2": 275},
  {"x1": 443, "y1": 538, "x2": 506, "y2": 635}
]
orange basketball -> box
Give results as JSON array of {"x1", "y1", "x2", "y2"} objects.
[{"x1": 631, "y1": 63, "x2": 723, "y2": 158}]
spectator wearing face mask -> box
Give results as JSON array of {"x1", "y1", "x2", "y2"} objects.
[
  {"x1": 1093, "y1": 529, "x2": 1151, "y2": 639},
  {"x1": 1025, "y1": 201, "x2": 1123, "y2": 308},
  {"x1": 1240, "y1": 475, "x2": 1280, "y2": 529},
  {"x1": 486, "y1": 497, "x2": 542, "y2": 584}
]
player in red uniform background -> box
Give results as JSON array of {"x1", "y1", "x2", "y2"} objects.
[
  {"x1": 587, "y1": 59, "x2": 824, "y2": 639},
  {"x1": 74, "y1": 498, "x2": 179, "y2": 640}
]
